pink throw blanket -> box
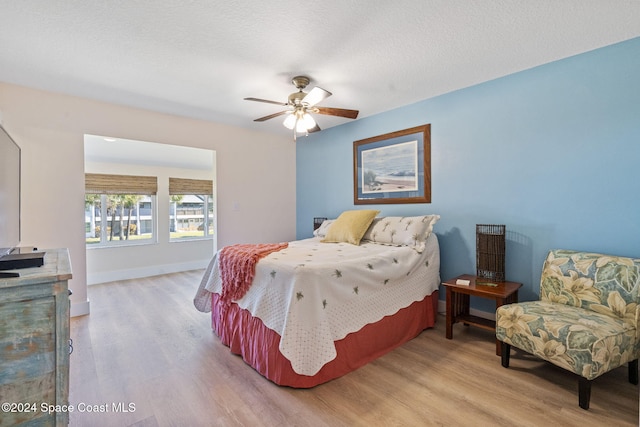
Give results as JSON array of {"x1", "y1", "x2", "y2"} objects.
[{"x1": 219, "y1": 242, "x2": 288, "y2": 303}]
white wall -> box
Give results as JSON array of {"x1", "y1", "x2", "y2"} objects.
[{"x1": 0, "y1": 82, "x2": 297, "y2": 316}]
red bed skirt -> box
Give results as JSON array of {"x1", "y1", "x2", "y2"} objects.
[{"x1": 211, "y1": 290, "x2": 438, "y2": 388}]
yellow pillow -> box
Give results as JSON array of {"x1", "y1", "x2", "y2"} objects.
[{"x1": 321, "y1": 209, "x2": 380, "y2": 245}]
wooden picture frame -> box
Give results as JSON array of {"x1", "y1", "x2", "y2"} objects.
[{"x1": 353, "y1": 124, "x2": 431, "y2": 204}]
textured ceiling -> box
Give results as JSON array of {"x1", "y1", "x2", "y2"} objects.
[{"x1": 1, "y1": 1, "x2": 639, "y2": 136}]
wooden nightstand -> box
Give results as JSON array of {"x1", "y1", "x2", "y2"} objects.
[{"x1": 442, "y1": 274, "x2": 522, "y2": 356}]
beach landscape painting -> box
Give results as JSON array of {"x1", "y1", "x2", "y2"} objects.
[
  {"x1": 353, "y1": 124, "x2": 431, "y2": 204},
  {"x1": 361, "y1": 140, "x2": 418, "y2": 194}
]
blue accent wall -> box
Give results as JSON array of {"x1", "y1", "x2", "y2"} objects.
[{"x1": 296, "y1": 37, "x2": 640, "y2": 308}]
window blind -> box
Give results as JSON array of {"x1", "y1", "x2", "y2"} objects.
[
  {"x1": 85, "y1": 173, "x2": 158, "y2": 195},
  {"x1": 169, "y1": 178, "x2": 213, "y2": 195}
]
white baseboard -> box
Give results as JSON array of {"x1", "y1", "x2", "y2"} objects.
[
  {"x1": 87, "y1": 259, "x2": 209, "y2": 286},
  {"x1": 71, "y1": 300, "x2": 90, "y2": 317},
  {"x1": 437, "y1": 300, "x2": 495, "y2": 321}
]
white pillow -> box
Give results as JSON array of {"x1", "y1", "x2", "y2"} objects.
[
  {"x1": 313, "y1": 219, "x2": 334, "y2": 237},
  {"x1": 362, "y1": 215, "x2": 440, "y2": 252}
]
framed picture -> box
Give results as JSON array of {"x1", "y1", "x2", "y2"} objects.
[{"x1": 353, "y1": 124, "x2": 431, "y2": 204}]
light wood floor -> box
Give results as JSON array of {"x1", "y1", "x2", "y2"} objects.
[{"x1": 69, "y1": 270, "x2": 639, "y2": 426}]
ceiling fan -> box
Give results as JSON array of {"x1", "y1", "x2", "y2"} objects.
[{"x1": 244, "y1": 76, "x2": 359, "y2": 140}]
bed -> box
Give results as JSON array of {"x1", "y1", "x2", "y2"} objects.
[{"x1": 194, "y1": 212, "x2": 441, "y2": 388}]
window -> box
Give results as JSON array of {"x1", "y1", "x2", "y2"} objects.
[
  {"x1": 169, "y1": 178, "x2": 214, "y2": 241},
  {"x1": 85, "y1": 174, "x2": 157, "y2": 246}
]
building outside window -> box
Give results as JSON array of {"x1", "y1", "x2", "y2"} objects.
[
  {"x1": 169, "y1": 178, "x2": 214, "y2": 241},
  {"x1": 85, "y1": 173, "x2": 157, "y2": 246},
  {"x1": 85, "y1": 194, "x2": 155, "y2": 245}
]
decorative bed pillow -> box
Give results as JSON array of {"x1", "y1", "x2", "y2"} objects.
[
  {"x1": 321, "y1": 209, "x2": 380, "y2": 245},
  {"x1": 313, "y1": 219, "x2": 335, "y2": 237},
  {"x1": 362, "y1": 215, "x2": 440, "y2": 252}
]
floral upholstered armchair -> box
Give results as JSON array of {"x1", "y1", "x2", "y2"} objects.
[{"x1": 496, "y1": 249, "x2": 640, "y2": 409}]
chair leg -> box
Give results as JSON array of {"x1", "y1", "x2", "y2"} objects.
[
  {"x1": 500, "y1": 342, "x2": 510, "y2": 368},
  {"x1": 629, "y1": 359, "x2": 639, "y2": 385},
  {"x1": 578, "y1": 377, "x2": 591, "y2": 410}
]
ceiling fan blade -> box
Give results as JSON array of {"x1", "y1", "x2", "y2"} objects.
[
  {"x1": 315, "y1": 107, "x2": 359, "y2": 119},
  {"x1": 244, "y1": 97, "x2": 288, "y2": 106},
  {"x1": 254, "y1": 111, "x2": 289, "y2": 122},
  {"x1": 302, "y1": 87, "x2": 332, "y2": 107},
  {"x1": 307, "y1": 123, "x2": 321, "y2": 133}
]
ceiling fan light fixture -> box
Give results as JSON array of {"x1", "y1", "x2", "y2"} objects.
[
  {"x1": 283, "y1": 113, "x2": 297, "y2": 130},
  {"x1": 295, "y1": 117, "x2": 308, "y2": 133},
  {"x1": 302, "y1": 113, "x2": 316, "y2": 129},
  {"x1": 284, "y1": 110, "x2": 316, "y2": 133}
]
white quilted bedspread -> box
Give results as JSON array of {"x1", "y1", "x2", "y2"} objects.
[{"x1": 194, "y1": 234, "x2": 440, "y2": 376}]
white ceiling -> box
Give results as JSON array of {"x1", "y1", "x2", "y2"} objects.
[{"x1": 1, "y1": 1, "x2": 639, "y2": 136}]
